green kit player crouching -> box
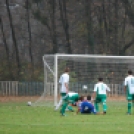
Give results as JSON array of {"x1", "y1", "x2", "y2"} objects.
[
  {"x1": 60, "y1": 92, "x2": 79, "y2": 116},
  {"x1": 92, "y1": 77, "x2": 110, "y2": 114}
]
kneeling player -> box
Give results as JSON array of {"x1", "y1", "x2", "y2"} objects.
[{"x1": 80, "y1": 95, "x2": 96, "y2": 114}]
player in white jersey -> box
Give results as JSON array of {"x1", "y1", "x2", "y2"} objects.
[
  {"x1": 124, "y1": 70, "x2": 134, "y2": 115},
  {"x1": 55, "y1": 67, "x2": 70, "y2": 110},
  {"x1": 92, "y1": 77, "x2": 110, "y2": 114}
]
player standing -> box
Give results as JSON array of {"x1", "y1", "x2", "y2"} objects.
[
  {"x1": 55, "y1": 67, "x2": 70, "y2": 110},
  {"x1": 124, "y1": 70, "x2": 134, "y2": 115},
  {"x1": 92, "y1": 77, "x2": 110, "y2": 114}
]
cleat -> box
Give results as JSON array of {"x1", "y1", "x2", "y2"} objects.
[
  {"x1": 60, "y1": 110, "x2": 67, "y2": 116},
  {"x1": 61, "y1": 114, "x2": 67, "y2": 116},
  {"x1": 55, "y1": 108, "x2": 58, "y2": 111},
  {"x1": 126, "y1": 112, "x2": 131, "y2": 115},
  {"x1": 103, "y1": 111, "x2": 106, "y2": 114},
  {"x1": 70, "y1": 109, "x2": 74, "y2": 112}
]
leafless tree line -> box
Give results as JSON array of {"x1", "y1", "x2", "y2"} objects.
[{"x1": 0, "y1": 0, "x2": 134, "y2": 81}]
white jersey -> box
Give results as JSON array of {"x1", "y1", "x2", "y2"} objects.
[
  {"x1": 124, "y1": 75, "x2": 134, "y2": 94},
  {"x1": 94, "y1": 82, "x2": 110, "y2": 95},
  {"x1": 59, "y1": 73, "x2": 69, "y2": 93},
  {"x1": 68, "y1": 92, "x2": 77, "y2": 97}
]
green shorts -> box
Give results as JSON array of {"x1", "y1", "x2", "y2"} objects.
[
  {"x1": 60, "y1": 93, "x2": 69, "y2": 101},
  {"x1": 95, "y1": 95, "x2": 107, "y2": 103},
  {"x1": 69, "y1": 94, "x2": 79, "y2": 104},
  {"x1": 127, "y1": 93, "x2": 134, "y2": 100},
  {"x1": 61, "y1": 93, "x2": 79, "y2": 103}
]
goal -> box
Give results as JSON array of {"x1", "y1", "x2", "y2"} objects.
[{"x1": 33, "y1": 54, "x2": 134, "y2": 106}]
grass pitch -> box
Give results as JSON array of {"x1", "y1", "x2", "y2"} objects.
[{"x1": 0, "y1": 101, "x2": 134, "y2": 134}]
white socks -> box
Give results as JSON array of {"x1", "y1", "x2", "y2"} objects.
[{"x1": 55, "y1": 99, "x2": 63, "y2": 110}]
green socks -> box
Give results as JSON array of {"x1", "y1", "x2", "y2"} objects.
[
  {"x1": 128, "y1": 102, "x2": 131, "y2": 113},
  {"x1": 67, "y1": 105, "x2": 74, "y2": 111},
  {"x1": 103, "y1": 102, "x2": 107, "y2": 112},
  {"x1": 61, "y1": 102, "x2": 68, "y2": 115}
]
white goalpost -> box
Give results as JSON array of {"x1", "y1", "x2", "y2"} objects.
[{"x1": 33, "y1": 54, "x2": 134, "y2": 106}]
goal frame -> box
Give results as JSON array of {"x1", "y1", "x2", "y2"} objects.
[{"x1": 43, "y1": 54, "x2": 134, "y2": 106}]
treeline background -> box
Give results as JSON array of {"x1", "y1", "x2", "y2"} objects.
[{"x1": 0, "y1": 0, "x2": 134, "y2": 81}]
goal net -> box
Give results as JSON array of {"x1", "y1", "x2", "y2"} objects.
[{"x1": 33, "y1": 54, "x2": 134, "y2": 106}]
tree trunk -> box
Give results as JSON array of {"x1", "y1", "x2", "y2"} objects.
[
  {"x1": 59, "y1": 0, "x2": 72, "y2": 53},
  {"x1": 102, "y1": 0, "x2": 108, "y2": 52},
  {"x1": 0, "y1": 17, "x2": 13, "y2": 79},
  {"x1": 5, "y1": 0, "x2": 21, "y2": 79},
  {"x1": 26, "y1": 0, "x2": 34, "y2": 79},
  {"x1": 84, "y1": 0, "x2": 94, "y2": 53},
  {"x1": 49, "y1": 0, "x2": 58, "y2": 53},
  {"x1": 114, "y1": 0, "x2": 119, "y2": 54}
]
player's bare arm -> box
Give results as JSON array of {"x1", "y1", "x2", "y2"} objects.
[
  {"x1": 65, "y1": 83, "x2": 69, "y2": 93},
  {"x1": 92, "y1": 92, "x2": 96, "y2": 101}
]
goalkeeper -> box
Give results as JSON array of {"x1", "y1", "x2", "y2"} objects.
[
  {"x1": 60, "y1": 92, "x2": 79, "y2": 116},
  {"x1": 92, "y1": 77, "x2": 110, "y2": 114}
]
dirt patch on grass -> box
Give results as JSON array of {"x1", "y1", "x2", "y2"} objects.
[
  {"x1": 0, "y1": 96, "x2": 126, "y2": 103},
  {"x1": 0, "y1": 96, "x2": 39, "y2": 103},
  {"x1": 108, "y1": 96, "x2": 126, "y2": 102}
]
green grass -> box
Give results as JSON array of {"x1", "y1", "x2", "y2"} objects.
[{"x1": 0, "y1": 101, "x2": 134, "y2": 134}]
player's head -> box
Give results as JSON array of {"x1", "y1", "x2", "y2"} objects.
[
  {"x1": 87, "y1": 95, "x2": 91, "y2": 101},
  {"x1": 128, "y1": 70, "x2": 133, "y2": 75},
  {"x1": 83, "y1": 96, "x2": 87, "y2": 101},
  {"x1": 64, "y1": 67, "x2": 70, "y2": 73},
  {"x1": 98, "y1": 77, "x2": 103, "y2": 81}
]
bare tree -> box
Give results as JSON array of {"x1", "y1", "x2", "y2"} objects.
[
  {"x1": 32, "y1": 0, "x2": 58, "y2": 53},
  {"x1": 120, "y1": 0, "x2": 134, "y2": 54},
  {"x1": 5, "y1": 0, "x2": 21, "y2": 79},
  {"x1": 59, "y1": 0, "x2": 72, "y2": 53},
  {"x1": 0, "y1": 16, "x2": 13, "y2": 79},
  {"x1": 84, "y1": 0, "x2": 95, "y2": 53},
  {"x1": 48, "y1": 0, "x2": 58, "y2": 53},
  {"x1": 25, "y1": 0, "x2": 34, "y2": 79}
]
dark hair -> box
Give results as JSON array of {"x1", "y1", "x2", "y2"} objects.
[
  {"x1": 78, "y1": 96, "x2": 83, "y2": 101},
  {"x1": 87, "y1": 95, "x2": 91, "y2": 101},
  {"x1": 98, "y1": 77, "x2": 103, "y2": 81},
  {"x1": 64, "y1": 67, "x2": 70, "y2": 72},
  {"x1": 128, "y1": 70, "x2": 133, "y2": 75}
]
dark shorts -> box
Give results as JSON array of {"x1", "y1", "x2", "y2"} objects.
[{"x1": 127, "y1": 93, "x2": 134, "y2": 100}]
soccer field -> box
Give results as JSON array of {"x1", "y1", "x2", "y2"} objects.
[{"x1": 0, "y1": 100, "x2": 134, "y2": 134}]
